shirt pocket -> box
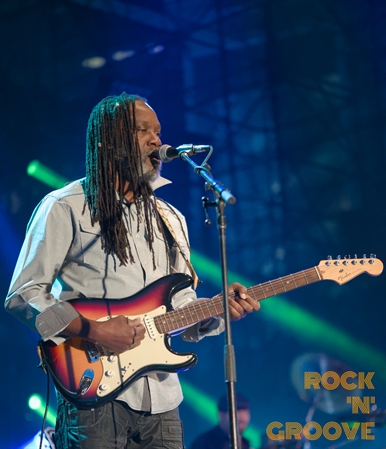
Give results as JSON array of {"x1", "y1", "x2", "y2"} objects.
[
  {"x1": 79, "y1": 221, "x2": 108, "y2": 269},
  {"x1": 153, "y1": 230, "x2": 171, "y2": 272},
  {"x1": 154, "y1": 229, "x2": 189, "y2": 275}
]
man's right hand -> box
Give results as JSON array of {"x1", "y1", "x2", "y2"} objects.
[{"x1": 60, "y1": 315, "x2": 146, "y2": 354}]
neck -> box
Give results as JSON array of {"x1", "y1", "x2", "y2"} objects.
[
  {"x1": 123, "y1": 185, "x2": 134, "y2": 202},
  {"x1": 116, "y1": 176, "x2": 135, "y2": 202}
]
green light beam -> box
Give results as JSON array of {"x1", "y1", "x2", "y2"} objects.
[
  {"x1": 28, "y1": 394, "x2": 56, "y2": 426},
  {"x1": 27, "y1": 160, "x2": 68, "y2": 189},
  {"x1": 191, "y1": 251, "x2": 386, "y2": 382},
  {"x1": 180, "y1": 379, "x2": 262, "y2": 448}
]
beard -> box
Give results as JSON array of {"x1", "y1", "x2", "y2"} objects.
[
  {"x1": 119, "y1": 153, "x2": 161, "y2": 185},
  {"x1": 140, "y1": 151, "x2": 162, "y2": 183}
]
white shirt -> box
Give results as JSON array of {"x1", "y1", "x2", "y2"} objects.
[{"x1": 5, "y1": 178, "x2": 223, "y2": 413}]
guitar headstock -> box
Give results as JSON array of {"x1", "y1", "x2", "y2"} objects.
[{"x1": 317, "y1": 255, "x2": 383, "y2": 285}]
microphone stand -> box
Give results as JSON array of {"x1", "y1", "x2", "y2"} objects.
[{"x1": 178, "y1": 148, "x2": 240, "y2": 449}]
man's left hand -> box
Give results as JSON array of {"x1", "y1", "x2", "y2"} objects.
[{"x1": 227, "y1": 282, "x2": 260, "y2": 320}]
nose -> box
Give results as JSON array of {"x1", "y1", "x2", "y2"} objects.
[{"x1": 149, "y1": 131, "x2": 161, "y2": 147}]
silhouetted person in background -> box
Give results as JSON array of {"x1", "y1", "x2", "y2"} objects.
[{"x1": 190, "y1": 393, "x2": 253, "y2": 449}]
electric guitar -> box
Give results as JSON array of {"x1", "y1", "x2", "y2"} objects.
[{"x1": 38, "y1": 256, "x2": 383, "y2": 408}]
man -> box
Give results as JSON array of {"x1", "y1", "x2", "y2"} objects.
[
  {"x1": 5, "y1": 93, "x2": 259, "y2": 448},
  {"x1": 190, "y1": 393, "x2": 253, "y2": 449}
]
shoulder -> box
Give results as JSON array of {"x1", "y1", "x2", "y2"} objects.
[
  {"x1": 27, "y1": 179, "x2": 86, "y2": 228},
  {"x1": 38, "y1": 179, "x2": 86, "y2": 212},
  {"x1": 242, "y1": 435, "x2": 251, "y2": 449},
  {"x1": 45, "y1": 179, "x2": 85, "y2": 202},
  {"x1": 190, "y1": 426, "x2": 226, "y2": 449}
]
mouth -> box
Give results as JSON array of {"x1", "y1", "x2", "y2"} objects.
[{"x1": 149, "y1": 150, "x2": 161, "y2": 167}]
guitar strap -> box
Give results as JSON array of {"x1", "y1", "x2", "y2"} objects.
[{"x1": 155, "y1": 198, "x2": 199, "y2": 290}]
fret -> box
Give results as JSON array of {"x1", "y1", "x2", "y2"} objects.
[
  {"x1": 195, "y1": 301, "x2": 206, "y2": 321},
  {"x1": 175, "y1": 310, "x2": 187, "y2": 328},
  {"x1": 249, "y1": 287, "x2": 258, "y2": 301},
  {"x1": 314, "y1": 266, "x2": 322, "y2": 280},
  {"x1": 192, "y1": 303, "x2": 201, "y2": 322},
  {"x1": 282, "y1": 275, "x2": 296, "y2": 291},
  {"x1": 155, "y1": 316, "x2": 166, "y2": 334},
  {"x1": 212, "y1": 297, "x2": 223, "y2": 316},
  {"x1": 278, "y1": 277, "x2": 287, "y2": 292},
  {"x1": 268, "y1": 280, "x2": 277, "y2": 295},
  {"x1": 290, "y1": 273, "x2": 297, "y2": 288},
  {"x1": 167, "y1": 312, "x2": 178, "y2": 331},
  {"x1": 203, "y1": 300, "x2": 216, "y2": 320},
  {"x1": 186, "y1": 303, "x2": 197, "y2": 325}
]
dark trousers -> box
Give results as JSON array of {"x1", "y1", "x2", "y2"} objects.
[{"x1": 54, "y1": 396, "x2": 184, "y2": 449}]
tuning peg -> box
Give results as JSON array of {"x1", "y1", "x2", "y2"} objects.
[
  {"x1": 370, "y1": 253, "x2": 376, "y2": 258},
  {"x1": 327, "y1": 255, "x2": 332, "y2": 259},
  {"x1": 337, "y1": 255, "x2": 341, "y2": 259},
  {"x1": 363, "y1": 254, "x2": 367, "y2": 258}
]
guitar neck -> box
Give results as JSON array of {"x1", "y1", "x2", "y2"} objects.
[{"x1": 154, "y1": 266, "x2": 321, "y2": 334}]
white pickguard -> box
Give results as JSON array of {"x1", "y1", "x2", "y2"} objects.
[{"x1": 95, "y1": 306, "x2": 195, "y2": 397}]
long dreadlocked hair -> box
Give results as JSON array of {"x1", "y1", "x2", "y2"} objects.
[{"x1": 83, "y1": 92, "x2": 166, "y2": 268}]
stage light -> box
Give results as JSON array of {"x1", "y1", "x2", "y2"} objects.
[
  {"x1": 112, "y1": 50, "x2": 136, "y2": 61},
  {"x1": 27, "y1": 160, "x2": 67, "y2": 189},
  {"x1": 28, "y1": 394, "x2": 56, "y2": 426},
  {"x1": 81, "y1": 56, "x2": 106, "y2": 69},
  {"x1": 28, "y1": 395, "x2": 42, "y2": 410},
  {"x1": 148, "y1": 44, "x2": 164, "y2": 55}
]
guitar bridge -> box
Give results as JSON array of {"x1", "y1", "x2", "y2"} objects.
[{"x1": 84, "y1": 341, "x2": 103, "y2": 362}]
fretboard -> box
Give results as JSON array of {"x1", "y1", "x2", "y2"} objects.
[{"x1": 154, "y1": 266, "x2": 321, "y2": 334}]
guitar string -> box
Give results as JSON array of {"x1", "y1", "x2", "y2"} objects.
[{"x1": 154, "y1": 267, "x2": 323, "y2": 333}]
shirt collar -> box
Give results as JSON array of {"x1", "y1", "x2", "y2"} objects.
[{"x1": 150, "y1": 176, "x2": 172, "y2": 191}]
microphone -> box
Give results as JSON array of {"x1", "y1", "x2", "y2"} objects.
[{"x1": 158, "y1": 144, "x2": 212, "y2": 163}]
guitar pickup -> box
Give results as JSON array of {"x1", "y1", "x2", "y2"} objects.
[
  {"x1": 76, "y1": 369, "x2": 94, "y2": 397},
  {"x1": 144, "y1": 315, "x2": 157, "y2": 340}
]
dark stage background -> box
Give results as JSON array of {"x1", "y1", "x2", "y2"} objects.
[{"x1": 0, "y1": 1, "x2": 385, "y2": 448}]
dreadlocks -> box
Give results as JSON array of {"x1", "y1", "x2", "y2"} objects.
[{"x1": 83, "y1": 92, "x2": 163, "y2": 268}]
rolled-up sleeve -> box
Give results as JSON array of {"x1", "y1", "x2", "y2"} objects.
[{"x1": 5, "y1": 196, "x2": 80, "y2": 340}]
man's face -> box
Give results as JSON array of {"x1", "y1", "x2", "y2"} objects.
[
  {"x1": 134, "y1": 100, "x2": 162, "y2": 182},
  {"x1": 236, "y1": 409, "x2": 251, "y2": 433}
]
